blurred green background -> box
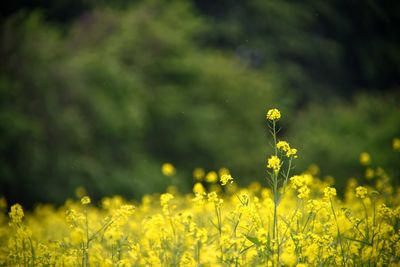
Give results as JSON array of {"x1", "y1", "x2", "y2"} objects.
[{"x1": 1, "y1": 0, "x2": 399, "y2": 206}]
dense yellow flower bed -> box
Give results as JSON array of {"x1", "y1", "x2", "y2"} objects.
[{"x1": 1, "y1": 110, "x2": 399, "y2": 266}]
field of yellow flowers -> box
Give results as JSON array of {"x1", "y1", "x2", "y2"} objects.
[{"x1": 1, "y1": 109, "x2": 400, "y2": 266}]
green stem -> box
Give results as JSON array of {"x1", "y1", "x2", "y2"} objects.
[
  {"x1": 196, "y1": 240, "x2": 201, "y2": 266},
  {"x1": 271, "y1": 120, "x2": 280, "y2": 266},
  {"x1": 329, "y1": 197, "x2": 346, "y2": 266},
  {"x1": 361, "y1": 200, "x2": 370, "y2": 241},
  {"x1": 82, "y1": 208, "x2": 89, "y2": 267},
  {"x1": 272, "y1": 121, "x2": 277, "y2": 155}
]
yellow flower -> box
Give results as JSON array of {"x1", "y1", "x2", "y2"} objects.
[
  {"x1": 365, "y1": 168, "x2": 374, "y2": 179},
  {"x1": 267, "y1": 155, "x2": 281, "y2": 173},
  {"x1": 355, "y1": 186, "x2": 368, "y2": 199},
  {"x1": 266, "y1": 108, "x2": 281, "y2": 121},
  {"x1": 323, "y1": 186, "x2": 336, "y2": 199},
  {"x1": 207, "y1": 191, "x2": 223, "y2": 206},
  {"x1": 81, "y1": 196, "x2": 91, "y2": 205},
  {"x1": 277, "y1": 141, "x2": 290, "y2": 151},
  {"x1": 180, "y1": 251, "x2": 196, "y2": 266},
  {"x1": 393, "y1": 138, "x2": 400, "y2": 151},
  {"x1": 193, "y1": 182, "x2": 205, "y2": 194},
  {"x1": 193, "y1": 167, "x2": 205, "y2": 181},
  {"x1": 281, "y1": 250, "x2": 297, "y2": 266},
  {"x1": 192, "y1": 192, "x2": 205, "y2": 205},
  {"x1": 161, "y1": 163, "x2": 175, "y2": 176},
  {"x1": 220, "y1": 174, "x2": 233, "y2": 186},
  {"x1": 9, "y1": 204, "x2": 24, "y2": 224},
  {"x1": 359, "y1": 152, "x2": 371, "y2": 165},
  {"x1": 160, "y1": 193, "x2": 174, "y2": 206},
  {"x1": 276, "y1": 140, "x2": 297, "y2": 158},
  {"x1": 205, "y1": 171, "x2": 218, "y2": 183},
  {"x1": 287, "y1": 148, "x2": 298, "y2": 157},
  {"x1": 298, "y1": 186, "x2": 310, "y2": 199}
]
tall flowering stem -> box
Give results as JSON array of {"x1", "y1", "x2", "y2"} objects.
[{"x1": 265, "y1": 108, "x2": 297, "y2": 265}]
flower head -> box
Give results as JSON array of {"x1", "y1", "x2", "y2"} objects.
[
  {"x1": 220, "y1": 174, "x2": 234, "y2": 186},
  {"x1": 160, "y1": 193, "x2": 174, "y2": 206},
  {"x1": 266, "y1": 108, "x2": 281, "y2": 121},
  {"x1": 323, "y1": 186, "x2": 337, "y2": 199},
  {"x1": 193, "y1": 182, "x2": 205, "y2": 194},
  {"x1": 267, "y1": 155, "x2": 281, "y2": 173},
  {"x1": 365, "y1": 168, "x2": 374, "y2": 180},
  {"x1": 277, "y1": 140, "x2": 298, "y2": 158},
  {"x1": 81, "y1": 196, "x2": 91, "y2": 205},
  {"x1": 205, "y1": 171, "x2": 218, "y2": 183},
  {"x1": 359, "y1": 152, "x2": 371, "y2": 166},
  {"x1": 276, "y1": 141, "x2": 290, "y2": 151},
  {"x1": 355, "y1": 186, "x2": 368, "y2": 199},
  {"x1": 162, "y1": 163, "x2": 176, "y2": 176},
  {"x1": 297, "y1": 186, "x2": 310, "y2": 199},
  {"x1": 9, "y1": 204, "x2": 24, "y2": 224}
]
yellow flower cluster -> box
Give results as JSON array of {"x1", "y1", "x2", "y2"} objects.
[
  {"x1": 80, "y1": 196, "x2": 91, "y2": 205},
  {"x1": 162, "y1": 163, "x2": 176, "y2": 176},
  {"x1": 267, "y1": 155, "x2": 281, "y2": 173},
  {"x1": 9, "y1": 203, "x2": 24, "y2": 224},
  {"x1": 277, "y1": 140, "x2": 298, "y2": 158},
  {"x1": 220, "y1": 174, "x2": 234, "y2": 186},
  {"x1": 323, "y1": 186, "x2": 337, "y2": 199},
  {"x1": 1, "y1": 170, "x2": 399, "y2": 266},
  {"x1": 205, "y1": 171, "x2": 218, "y2": 183},
  {"x1": 266, "y1": 108, "x2": 281, "y2": 121},
  {"x1": 290, "y1": 174, "x2": 312, "y2": 199},
  {"x1": 359, "y1": 152, "x2": 371, "y2": 165},
  {"x1": 355, "y1": 186, "x2": 368, "y2": 199},
  {"x1": 1, "y1": 109, "x2": 399, "y2": 266}
]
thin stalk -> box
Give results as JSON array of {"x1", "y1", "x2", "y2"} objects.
[
  {"x1": 272, "y1": 121, "x2": 277, "y2": 155},
  {"x1": 28, "y1": 237, "x2": 35, "y2": 267},
  {"x1": 329, "y1": 197, "x2": 346, "y2": 266},
  {"x1": 84, "y1": 208, "x2": 89, "y2": 267},
  {"x1": 270, "y1": 120, "x2": 280, "y2": 266},
  {"x1": 196, "y1": 240, "x2": 201, "y2": 266},
  {"x1": 361, "y1": 200, "x2": 370, "y2": 241}
]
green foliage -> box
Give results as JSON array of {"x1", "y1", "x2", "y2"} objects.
[
  {"x1": 0, "y1": 2, "x2": 282, "y2": 205},
  {"x1": 196, "y1": 0, "x2": 400, "y2": 99}
]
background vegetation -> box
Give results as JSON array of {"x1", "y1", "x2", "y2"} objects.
[{"x1": 1, "y1": 0, "x2": 399, "y2": 206}]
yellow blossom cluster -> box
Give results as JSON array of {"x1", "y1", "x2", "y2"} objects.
[
  {"x1": 220, "y1": 174, "x2": 234, "y2": 186},
  {"x1": 1, "y1": 170, "x2": 399, "y2": 266},
  {"x1": 267, "y1": 155, "x2": 281, "y2": 173},
  {"x1": 359, "y1": 152, "x2": 371, "y2": 166},
  {"x1": 290, "y1": 174, "x2": 312, "y2": 199},
  {"x1": 162, "y1": 163, "x2": 176, "y2": 176},
  {"x1": 277, "y1": 141, "x2": 298, "y2": 158},
  {"x1": 355, "y1": 186, "x2": 368, "y2": 199},
  {"x1": 1, "y1": 109, "x2": 399, "y2": 266},
  {"x1": 266, "y1": 108, "x2": 281, "y2": 121}
]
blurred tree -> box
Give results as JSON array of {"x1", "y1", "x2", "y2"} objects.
[
  {"x1": 194, "y1": 0, "x2": 400, "y2": 100},
  {"x1": 2, "y1": 0, "x2": 400, "y2": 99},
  {"x1": 0, "y1": 2, "x2": 283, "y2": 205}
]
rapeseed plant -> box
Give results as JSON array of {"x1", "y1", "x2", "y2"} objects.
[{"x1": 1, "y1": 109, "x2": 399, "y2": 266}]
